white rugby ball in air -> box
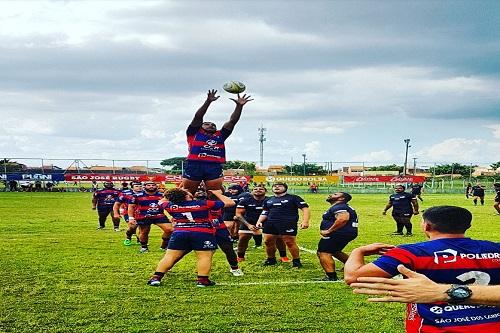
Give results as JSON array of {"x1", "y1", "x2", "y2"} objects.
[{"x1": 223, "y1": 81, "x2": 246, "y2": 94}]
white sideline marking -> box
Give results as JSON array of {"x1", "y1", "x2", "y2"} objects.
[
  {"x1": 299, "y1": 245, "x2": 341, "y2": 262},
  {"x1": 298, "y1": 246, "x2": 316, "y2": 254},
  {"x1": 218, "y1": 280, "x2": 344, "y2": 286}
]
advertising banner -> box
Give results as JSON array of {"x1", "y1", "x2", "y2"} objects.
[
  {"x1": 64, "y1": 173, "x2": 251, "y2": 183},
  {"x1": 343, "y1": 175, "x2": 426, "y2": 183},
  {"x1": 2, "y1": 173, "x2": 65, "y2": 181},
  {"x1": 252, "y1": 175, "x2": 340, "y2": 184}
]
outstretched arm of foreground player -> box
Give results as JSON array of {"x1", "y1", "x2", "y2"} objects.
[
  {"x1": 190, "y1": 89, "x2": 220, "y2": 127},
  {"x1": 344, "y1": 243, "x2": 395, "y2": 285},
  {"x1": 222, "y1": 94, "x2": 253, "y2": 132}
]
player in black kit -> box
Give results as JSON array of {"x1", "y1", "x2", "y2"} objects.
[
  {"x1": 471, "y1": 183, "x2": 485, "y2": 206},
  {"x1": 383, "y1": 185, "x2": 419, "y2": 236},
  {"x1": 256, "y1": 182, "x2": 310, "y2": 268},
  {"x1": 493, "y1": 183, "x2": 500, "y2": 215}
]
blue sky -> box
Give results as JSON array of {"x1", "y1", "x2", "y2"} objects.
[{"x1": 0, "y1": 0, "x2": 499, "y2": 168}]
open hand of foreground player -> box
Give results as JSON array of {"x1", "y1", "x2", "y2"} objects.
[{"x1": 350, "y1": 264, "x2": 445, "y2": 303}]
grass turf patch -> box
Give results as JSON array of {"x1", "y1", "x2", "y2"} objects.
[{"x1": 1, "y1": 192, "x2": 498, "y2": 332}]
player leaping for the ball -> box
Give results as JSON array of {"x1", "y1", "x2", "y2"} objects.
[{"x1": 181, "y1": 89, "x2": 253, "y2": 194}]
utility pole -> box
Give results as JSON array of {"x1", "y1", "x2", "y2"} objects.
[
  {"x1": 302, "y1": 154, "x2": 306, "y2": 176},
  {"x1": 412, "y1": 157, "x2": 417, "y2": 175},
  {"x1": 258, "y1": 125, "x2": 266, "y2": 167},
  {"x1": 403, "y1": 139, "x2": 411, "y2": 175}
]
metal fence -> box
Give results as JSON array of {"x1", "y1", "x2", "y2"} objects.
[{"x1": 1, "y1": 157, "x2": 498, "y2": 194}]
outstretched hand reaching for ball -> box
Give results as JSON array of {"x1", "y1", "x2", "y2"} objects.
[
  {"x1": 206, "y1": 89, "x2": 220, "y2": 103},
  {"x1": 230, "y1": 93, "x2": 253, "y2": 106}
]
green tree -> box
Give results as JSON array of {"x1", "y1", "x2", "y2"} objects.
[
  {"x1": 160, "y1": 157, "x2": 185, "y2": 174},
  {"x1": 223, "y1": 161, "x2": 256, "y2": 175},
  {"x1": 368, "y1": 164, "x2": 403, "y2": 172},
  {"x1": 490, "y1": 161, "x2": 500, "y2": 170},
  {"x1": 0, "y1": 159, "x2": 26, "y2": 173},
  {"x1": 430, "y1": 163, "x2": 475, "y2": 177},
  {"x1": 284, "y1": 163, "x2": 327, "y2": 175}
]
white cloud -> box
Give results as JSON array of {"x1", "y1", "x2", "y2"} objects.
[
  {"x1": 415, "y1": 138, "x2": 500, "y2": 163},
  {"x1": 485, "y1": 124, "x2": 500, "y2": 139},
  {"x1": 299, "y1": 121, "x2": 360, "y2": 134},
  {"x1": 304, "y1": 141, "x2": 321, "y2": 158}
]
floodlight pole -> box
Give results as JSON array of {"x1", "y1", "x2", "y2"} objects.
[
  {"x1": 412, "y1": 158, "x2": 417, "y2": 175},
  {"x1": 302, "y1": 154, "x2": 306, "y2": 176},
  {"x1": 403, "y1": 139, "x2": 411, "y2": 175},
  {"x1": 258, "y1": 125, "x2": 266, "y2": 167}
]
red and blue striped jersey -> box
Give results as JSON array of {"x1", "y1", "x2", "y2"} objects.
[
  {"x1": 186, "y1": 125, "x2": 231, "y2": 163},
  {"x1": 161, "y1": 199, "x2": 224, "y2": 233},
  {"x1": 129, "y1": 191, "x2": 165, "y2": 221},
  {"x1": 116, "y1": 189, "x2": 140, "y2": 214},
  {"x1": 373, "y1": 238, "x2": 500, "y2": 333},
  {"x1": 93, "y1": 188, "x2": 121, "y2": 207},
  {"x1": 210, "y1": 207, "x2": 226, "y2": 230}
]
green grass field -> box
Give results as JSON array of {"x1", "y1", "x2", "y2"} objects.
[{"x1": 1, "y1": 192, "x2": 499, "y2": 333}]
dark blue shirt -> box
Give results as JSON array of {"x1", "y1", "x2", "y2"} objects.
[
  {"x1": 410, "y1": 184, "x2": 422, "y2": 195},
  {"x1": 262, "y1": 194, "x2": 308, "y2": 224},
  {"x1": 320, "y1": 203, "x2": 358, "y2": 236},
  {"x1": 237, "y1": 195, "x2": 269, "y2": 224},
  {"x1": 389, "y1": 192, "x2": 415, "y2": 214},
  {"x1": 471, "y1": 185, "x2": 485, "y2": 196}
]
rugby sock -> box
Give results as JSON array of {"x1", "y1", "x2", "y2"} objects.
[
  {"x1": 278, "y1": 249, "x2": 287, "y2": 257},
  {"x1": 153, "y1": 272, "x2": 165, "y2": 280},
  {"x1": 405, "y1": 224, "x2": 413, "y2": 234},
  {"x1": 473, "y1": 199, "x2": 477, "y2": 205},
  {"x1": 197, "y1": 275, "x2": 210, "y2": 283},
  {"x1": 237, "y1": 252, "x2": 245, "y2": 259},
  {"x1": 230, "y1": 265, "x2": 239, "y2": 270},
  {"x1": 253, "y1": 234, "x2": 262, "y2": 246},
  {"x1": 126, "y1": 229, "x2": 134, "y2": 240},
  {"x1": 326, "y1": 272, "x2": 338, "y2": 280},
  {"x1": 396, "y1": 223, "x2": 404, "y2": 233}
]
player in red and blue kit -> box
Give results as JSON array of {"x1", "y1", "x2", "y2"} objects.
[
  {"x1": 181, "y1": 89, "x2": 253, "y2": 195},
  {"x1": 113, "y1": 181, "x2": 143, "y2": 245},
  {"x1": 128, "y1": 181, "x2": 172, "y2": 253},
  {"x1": 92, "y1": 181, "x2": 121, "y2": 230},
  {"x1": 197, "y1": 186, "x2": 243, "y2": 276},
  {"x1": 345, "y1": 206, "x2": 500, "y2": 333},
  {"x1": 317, "y1": 192, "x2": 358, "y2": 281},
  {"x1": 147, "y1": 188, "x2": 235, "y2": 287}
]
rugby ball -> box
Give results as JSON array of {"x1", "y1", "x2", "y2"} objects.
[{"x1": 223, "y1": 81, "x2": 246, "y2": 94}]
